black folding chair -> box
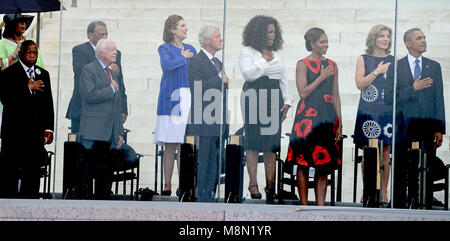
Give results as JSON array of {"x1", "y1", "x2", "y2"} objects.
[
  {"x1": 39, "y1": 150, "x2": 53, "y2": 199},
  {"x1": 111, "y1": 129, "x2": 143, "y2": 200}
]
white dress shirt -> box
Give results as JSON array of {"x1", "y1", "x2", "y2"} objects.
[
  {"x1": 407, "y1": 53, "x2": 423, "y2": 79},
  {"x1": 201, "y1": 48, "x2": 216, "y2": 66},
  {"x1": 238, "y1": 46, "x2": 293, "y2": 106},
  {"x1": 19, "y1": 59, "x2": 35, "y2": 94},
  {"x1": 90, "y1": 41, "x2": 96, "y2": 50}
]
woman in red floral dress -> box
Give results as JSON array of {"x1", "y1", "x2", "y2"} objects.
[{"x1": 286, "y1": 28, "x2": 343, "y2": 206}]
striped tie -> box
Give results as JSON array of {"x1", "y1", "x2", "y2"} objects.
[
  {"x1": 28, "y1": 69, "x2": 35, "y2": 94},
  {"x1": 28, "y1": 68, "x2": 34, "y2": 79}
]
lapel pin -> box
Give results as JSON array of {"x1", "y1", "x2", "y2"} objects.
[{"x1": 35, "y1": 68, "x2": 41, "y2": 75}]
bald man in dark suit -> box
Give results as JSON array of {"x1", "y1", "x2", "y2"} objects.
[
  {"x1": 0, "y1": 40, "x2": 54, "y2": 198},
  {"x1": 66, "y1": 21, "x2": 127, "y2": 134}
]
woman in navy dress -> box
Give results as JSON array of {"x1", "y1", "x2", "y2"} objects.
[
  {"x1": 353, "y1": 24, "x2": 394, "y2": 205},
  {"x1": 285, "y1": 28, "x2": 342, "y2": 206},
  {"x1": 153, "y1": 15, "x2": 197, "y2": 196}
]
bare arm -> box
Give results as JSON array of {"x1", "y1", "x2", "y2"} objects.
[
  {"x1": 355, "y1": 55, "x2": 391, "y2": 90},
  {"x1": 355, "y1": 55, "x2": 371, "y2": 90},
  {"x1": 333, "y1": 64, "x2": 342, "y2": 123},
  {"x1": 5, "y1": 41, "x2": 22, "y2": 67},
  {"x1": 333, "y1": 64, "x2": 343, "y2": 142}
]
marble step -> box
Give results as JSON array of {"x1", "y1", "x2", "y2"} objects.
[
  {"x1": 60, "y1": 0, "x2": 450, "y2": 10},
  {"x1": 42, "y1": 16, "x2": 450, "y2": 41},
  {"x1": 49, "y1": 6, "x2": 450, "y2": 22}
]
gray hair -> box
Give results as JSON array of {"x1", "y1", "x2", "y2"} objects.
[
  {"x1": 87, "y1": 21, "x2": 106, "y2": 36},
  {"x1": 198, "y1": 25, "x2": 220, "y2": 47},
  {"x1": 403, "y1": 28, "x2": 421, "y2": 43},
  {"x1": 95, "y1": 38, "x2": 112, "y2": 59}
]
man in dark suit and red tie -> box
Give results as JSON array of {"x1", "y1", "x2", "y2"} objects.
[
  {"x1": 388, "y1": 28, "x2": 446, "y2": 208},
  {"x1": 0, "y1": 40, "x2": 54, "y2": 198},
  {"x1": 66, "y1": 21, "x2": 128, "y2": 134},
  {"x1": 186, "y1": 25, "x2": 229, "y2": 202}
]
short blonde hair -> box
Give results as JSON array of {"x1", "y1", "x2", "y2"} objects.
[{"x1": 365, "y1": 24, "x2": 392, "y2": 55}]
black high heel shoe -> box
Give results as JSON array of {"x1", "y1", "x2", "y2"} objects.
[
  {"x1": 161, "y1": 190, "x2": 172, "y2": 196},
  {"x1": 265, "y1": 185, "x2": 275, "y2": 204},
  {"x1": 248, "y1": 184, "x2": 262, "y2": 199}
]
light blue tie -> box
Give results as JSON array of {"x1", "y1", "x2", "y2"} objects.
[{"x1": 413, "y1": 59, "x2": 421, "y2": 80}]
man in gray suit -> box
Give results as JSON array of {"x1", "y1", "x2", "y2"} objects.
[
  {"x1": 66, "y1": 21, "x2": 128, "y2": 134},
  {"x1": 79, "y1": 39, "x2": 124, "y2": 199}
]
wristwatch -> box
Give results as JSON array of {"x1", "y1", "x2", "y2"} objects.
[
  {"x1": 373, "y1": 71, "x2": 379, "y2": 77},
  {"x1": 11, "y1": 51, "x2": 19, "y2": 59}
]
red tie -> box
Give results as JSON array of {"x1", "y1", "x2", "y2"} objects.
[{"x1": 105, "y1": 67, "x2": 112, "y2": 84}]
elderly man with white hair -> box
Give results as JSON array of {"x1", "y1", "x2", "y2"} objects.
[
  {"x1": 186, "y1": 25, "x2": 229, "y2": 202},
  {"x1": 78, "y1": 38, "x2": 125, "y2": 200}
]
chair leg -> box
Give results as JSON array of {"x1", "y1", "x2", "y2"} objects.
[
  {"x1": 115, "y1": 172, "x2": 119, "y2": 194},
  {"x1": 330, "y1": 172, "x2": 335, "y2": 206},
  {"x1": 337, "y1": 165, "x2": 342, "y2": 202},
  {"x1": 155, "y1": 145, "x2": 159, "y2": 193},
  {"x1": 445, "y1": 171, "x2": 449, "y2": 211},
  {"x1": 136, "y1": 160, "x2": 140, "y2": 200},
  {"x1": 353, "y1": 146, "x2": 359, "y2": 203},
  {"x1": 160, "y1": 147, "x2": 164, "y2": 194},
  {"x1": 122, "y1": 170, "x2": 126, "y2": 195},
  {"x1": 130, "y1": 176, "x2": 134, "y2": 200}
]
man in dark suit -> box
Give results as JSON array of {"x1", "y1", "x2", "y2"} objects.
[
  {"x1": 389, "y1": 28, "x2": 446, "y2": 208},
  {"x1": 66, "y1": 21, "x2": 128, "y2": 134},
  {"x1": 186, "y1": 25, "x2": 229, "y2": 202},
  {"x1": 79, "y1": 38, "x2": 125, "y2": 200},
  {"x1": 0, "y1": 40, "x2": 54, "y2": 198}
]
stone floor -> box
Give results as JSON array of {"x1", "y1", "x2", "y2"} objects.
[{"x1": 1, "y1": 196, "x2": 449, "y2": 221}]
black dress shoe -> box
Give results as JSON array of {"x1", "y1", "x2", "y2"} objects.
[
  {"x1": 161, "y1": 190, "x2": 172, "y2": 196},
  {"x1": 432, "y1": 197, "x2": 444, "y2": 207},
  {"x1": 248, "y1": 184, "x2": 262, "y2": 199}
]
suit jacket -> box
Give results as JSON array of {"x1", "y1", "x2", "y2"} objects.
[
  {"x1": 186, "y1": 50, "x2": 228, "y2": 137},
  {"x1": 0, "y1": 61, "x2": 54, "y2": 152},
  {"x1": 79, "y1": 59, "x2": 124, "y2": 144},
  {"x1": 66, "y1": 41, "x2": 127, "y2": 121},
  {"x1": 388, "y1": 55, "x2": 446, "y2": 143}
]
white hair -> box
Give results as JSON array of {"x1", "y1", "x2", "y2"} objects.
[
  {"x1": 198, "y1": 25, "x2": 220, "y2": 48},
  {"x1": 95, "y1": 39, "x2": 113, "y2": 59}
]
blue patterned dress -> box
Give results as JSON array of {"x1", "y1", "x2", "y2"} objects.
[{"x1": 353, "y1": 54, "x2": 394, "y2": 147}]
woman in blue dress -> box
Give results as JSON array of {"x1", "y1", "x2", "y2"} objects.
[
  {"x1": 153, "y1": 15, "x2": 197, "y2": 196},
  {"x1": 353, "y1": 24, "x2": 394, "y2": 205}
]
